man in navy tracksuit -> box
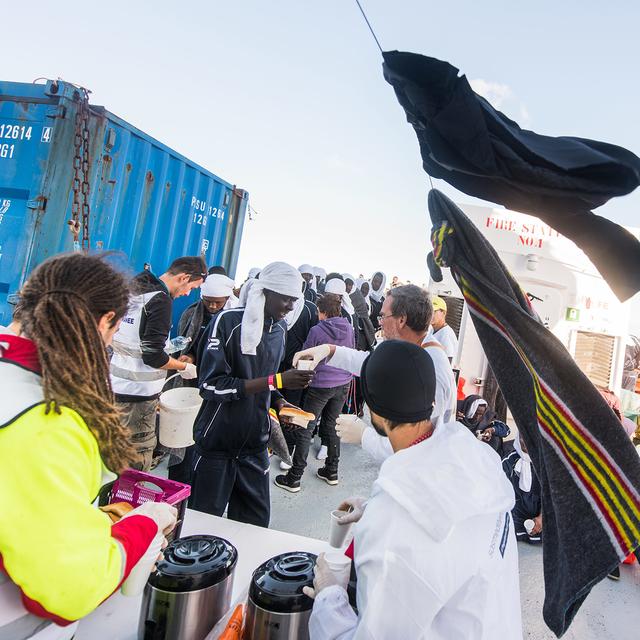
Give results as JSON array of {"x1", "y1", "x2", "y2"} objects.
[{"x1": 188, "y1": 262, "x2": 314, "y2": 526}]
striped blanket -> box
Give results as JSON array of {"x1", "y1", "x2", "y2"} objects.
[{"x1": 428, "y1": 189, "x2": 640, "y2": 636}]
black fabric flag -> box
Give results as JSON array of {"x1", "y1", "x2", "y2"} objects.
[
  {"x1": 383, "y1": 51, "x2": 640, "y2": 301},
  {"x1": 427, "y1": 189, "x2": 640, "y2": 636}
]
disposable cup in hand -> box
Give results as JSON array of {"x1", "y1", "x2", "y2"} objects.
[
  {"x1": 296, "y1": 359, "x2": 314, "y2": 371},
  {"x1": 324, "y1": 551, "x2": 351, "y2": 590},
  {"x1": 524, "y1": 519, "x2": 535, "y2": 535},
  {"x1": 329, "y1": 509, "x2": 352, "y2": 548},
  {"x1": 121, "y1": 533, "x2": 163, "y2": 597}
]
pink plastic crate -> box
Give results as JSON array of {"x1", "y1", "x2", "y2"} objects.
[
  {"x1": 108, "y1": 469, "x2": 190, "y2": 507},
  {"x1": 103, "y1": 469, "x2": 191, "y2": 542}
]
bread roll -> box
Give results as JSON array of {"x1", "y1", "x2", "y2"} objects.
[
  {"x1": 100, "y1": 501, "x2": 134, "y2": 523},
  {"x1": 279, "y1": 406, "x2": 315, "y2": 427}
]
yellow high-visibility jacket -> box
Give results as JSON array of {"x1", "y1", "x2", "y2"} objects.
[{"x1": 0, "y1": 340, "x2": 156, "y2": 631}]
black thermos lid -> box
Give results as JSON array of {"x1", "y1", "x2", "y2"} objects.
[
  {"x1": 249, "y1": 552, "x2": 317, "y2": 613},
  {"x1": 149, "y1": 535, "x2": 238, "y2": 592}
]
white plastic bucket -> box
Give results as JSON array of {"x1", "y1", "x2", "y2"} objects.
[{"x1": 158, "y1": 376, "x2": 201, "y2": 448}]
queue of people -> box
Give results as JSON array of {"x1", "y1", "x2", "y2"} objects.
[{"x1": 0, "y1": 253, "x2": 594, "y2": 640}]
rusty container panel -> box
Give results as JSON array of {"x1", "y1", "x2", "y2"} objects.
[{"x1": 0, "y1": 79, "x2": 247, "y2": 326}]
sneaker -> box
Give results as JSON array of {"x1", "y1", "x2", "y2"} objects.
[
  {"x1": 279, "y1": 460, "x2": 292, "y2": 471},
  {"x1": 274, "y1": 474, "x2": 301, "y2": 493},
  {"x1": 316, "y1": 466, "x2": 338, "y2": 486},
  {"x1": 607, "y1": 566, "x2": 621, "y2": 581},
  {"x1": 316, "y1": 445, "x2": 328, "y2": 461}
]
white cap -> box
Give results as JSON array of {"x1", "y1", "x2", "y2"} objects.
[
  {"x1": 201, "y1": 275, "x2": 235, "y2": 298},
  {"x1": 298, "y1": 264, "x2": 314, "y2": 275},
  {"x1": 325, "y1": 278, "x2": 346, "y2": 295}
]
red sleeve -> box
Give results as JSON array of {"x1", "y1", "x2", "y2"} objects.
[
  {"x1": 111, "y1": 514, "x2": 158, "y2": 585},
  {"x1": 0, "y1": 517, "x2": 158, "y2": 627}
]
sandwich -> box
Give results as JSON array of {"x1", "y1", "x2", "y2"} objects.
[
  {"x1": 100, "y1": 501, "x2": 134, "y2": 523},
  {"x1": 279, "y1": 406, "x2": 316, "y2": 427}
]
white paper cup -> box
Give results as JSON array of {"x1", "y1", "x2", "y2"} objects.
[
  {"x1": 296, "y1": 359, "x2": 314, "y2": 371},
  {"x1": 324, "y1": 551, "x2": 351, "y2": 590},
  {"x1": 121, "y1": 533, "x2": 163, "y2": 597},
  {"x1": 329, "y1": 509, "x2": 353, "y2": 548},
  {"x1": 524, "y1": 519, "x2": 535, "y2": 535}
]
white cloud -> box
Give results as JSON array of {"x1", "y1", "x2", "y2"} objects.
[
  {"x1": 469, "y1": 79, "x2": 513, "y2": 109},
  {"x1": 470, "y1": 78, "x2": 531, "y2": 126}
]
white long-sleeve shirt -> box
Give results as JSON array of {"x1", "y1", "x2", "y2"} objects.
[
  {"x1": 329, "y1": 344, "x2": 457, "y2": 464},
  {"x1": 309, "y1": 422, "x2": 522, "y2": 640}
]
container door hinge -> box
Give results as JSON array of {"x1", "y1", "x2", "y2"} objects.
[{"x1": 27, "y1": 197, "x2": 47, "y2": 211}]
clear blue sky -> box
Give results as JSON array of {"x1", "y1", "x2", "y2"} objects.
[{"x1": 3, "y1": 0, "x2": 639, "y2": 285}]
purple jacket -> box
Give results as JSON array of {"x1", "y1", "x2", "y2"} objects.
[{"x1": 303, "y1": 317, "x2": 355, "y2": 388}]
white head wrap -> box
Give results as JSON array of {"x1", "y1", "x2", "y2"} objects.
[
  {"x1": 200, "y1": 274, "x2": 235, "y2": 299},
  {"x1": 298, "y1": 264, "x2": 317, "y2": 291},
  {"x1": 285, "y1": 295, "x2": 306, "y2": 329},
  {"x1": 370, "y1": 271, "x2": 387, "y2": 302},
  {"x1": 325, "y1": 278, "x2": 354, "y2": 316},
  {"x1": 342, "y1": 273, "x2": 356, "y2": 283},
  {"x1": 465, "y1": 398, "x2": 487, "y2": 420},
  {"x1": 513, "y1": 434, "x2": 533, "y2": 492},
  {"x1": 313, "y1": 266, "x2": 326, "y2": 280},
  {"x1": 248, "y1": 267, "x2": 261, "y2": 279},
  {"x1": 241, "y1": 262, "x2": 303, "y2": 355}
]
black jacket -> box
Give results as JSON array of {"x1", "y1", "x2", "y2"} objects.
[
  {"x1": 194, "y1": 308, "x2": 286, "y2": 456},
  {"x1": 280, "y1": 300, "x2": 318, "y2": 372},
  {"x1": 303, "y1": 282, "x2": 317, "y2": 304},
  {"x1": 178, "y1": 301, "x2": 212, "y2": 363}
]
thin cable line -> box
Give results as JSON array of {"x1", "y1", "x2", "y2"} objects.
[{"x1": 354, "y1": 0, "x2": 383, "y2": 53}]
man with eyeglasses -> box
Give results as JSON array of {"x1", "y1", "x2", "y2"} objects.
[{"x1": 294, "y1": 284, "x2": 456, "y2": 463}]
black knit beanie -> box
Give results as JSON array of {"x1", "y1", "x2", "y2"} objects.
[{"x1": 361, "y1": 340, "x2": 436, "y2": 423}]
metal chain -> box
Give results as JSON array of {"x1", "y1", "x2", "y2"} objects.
[{"x1": 68, "y1": 87, "x2": 91, "y2": 252}]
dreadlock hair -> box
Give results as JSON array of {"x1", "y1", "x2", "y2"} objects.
[{"x1": 18, "y1": 253, "x2": 139, "y2": 473}]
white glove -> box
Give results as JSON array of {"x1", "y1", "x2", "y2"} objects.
[
  {"x1": 336, "y1": 496, "x2": 367, "y2": 525},
  {"x1": 179, "y1": 362, "x2": 198, "y2": 379},
  {"x1": 122, "y1": 501, "x2": 178, "y2": 536},
  {"x1": 292, "y1": 344, "x2": 332, "y2": 370},
  {"x1": 335, "y1": 414, "x2": 366, "y2": 445},
  {"x1": 302, "y1": 553, "x2": 340, "y2": 599}
]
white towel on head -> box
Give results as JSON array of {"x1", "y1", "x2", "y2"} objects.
[
  {"x1": 248, "y1": 267, "x2": 261, "y2": 279},
  {"x1": 325, "y1": 278, "x2": 354, "y2": 316},
  {"x1": 285, "y1": 295, "x2": 306, "y2": 329},
  {"x1": 369, "y1": 271, "x2": 387, "y2": 302},
  {"x1": 342, "y1": 273, "x2": 356, "y2": 283},
  {"x1": 299, "y1": 264, "x2": 317, "y2": 291},
  {"x1": 201, "y1": 274, "x2": 235, "y2": 298},
  {"x1": 241, "y1": 262, "x2": 303, "y2": 355},
  {"x1": 313, "y1": 266, "x2": 326, "y2": 280},
  {"x1": 465, "y1": 398, "x2": 487, "y2": 420},
  {"x1": 514, "y1": 434, "x2": 533, "y2": 492}
]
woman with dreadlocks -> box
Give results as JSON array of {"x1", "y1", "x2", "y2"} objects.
[{"x1": 0, "y1": 254, "x2": 177, "y2": 639}]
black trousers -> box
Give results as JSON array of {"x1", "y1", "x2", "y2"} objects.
[
  {"x1": 291, "y1": 384, "x2": 350, "y2": 478},
  {"x1": 188, "y1": 448, "x2": 271, "y2": 527}
]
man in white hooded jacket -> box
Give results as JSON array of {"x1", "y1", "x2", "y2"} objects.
[{"x1": 305, "y1": 340, "x2": 522, "y2": 640}]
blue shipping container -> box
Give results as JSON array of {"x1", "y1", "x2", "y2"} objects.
[{"x1": 0, "y1": 79, "x2": 248, "y2": 326}]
